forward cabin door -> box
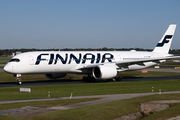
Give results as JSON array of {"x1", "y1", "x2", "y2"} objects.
[{"x1": 29, "y1": 56, "x2": 34, "y2": 65}]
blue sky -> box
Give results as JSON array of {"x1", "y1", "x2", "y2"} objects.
[{"x1": 0, "y1": 0, "x2": 180, "y2": 49}]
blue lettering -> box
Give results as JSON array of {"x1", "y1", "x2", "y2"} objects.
[
  {"x1": 48, "y1": 54, "x2": 54, "y2": 65},
  {"x1": 102, "y1": 53, "x2": 114, "y2": 63},
  {"x1": 82, "y1": 53, "x2": 95, "y2": 64},
  {"x1": 35, "y1": 54, "x2": 49, "y2": 65},
  {"x1": 96, "y1": 53, "x2": 101, "y2": 63},
  {"x1": 68, "y1": 54, "x2": 81, "y2": 64},
  {"x1": 35, "y1": 53, "x2": 114, "y2": 65},
  {"x1": 54, "y1": 54, "x2": 68, "y2": 64}
]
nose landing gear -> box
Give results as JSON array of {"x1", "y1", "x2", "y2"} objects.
[{"x1": 15, "y1": 74, "x2": 22, "y2": 85}]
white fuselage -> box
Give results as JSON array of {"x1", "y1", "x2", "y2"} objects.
[
  {"x1": 3, "y1": 50, "x2": 169, "y2": 75},
  {"x1": 3, "y1": 24, "x2": 178, "y2": 83}
]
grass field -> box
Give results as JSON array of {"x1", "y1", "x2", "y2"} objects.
[
  {"x1": 0, "y1": 57, "x2": 11, "y2": 61},
  {"x1": 1, "y1": 79, "x2": 180, "y2": 100},
  {"x1": 24, "y1": 93, "x2": 180, "y2": 120},
  {"x1": 0, "y1": 91, "x2": 180, "y2": 120},
  {"x1": 0, "y1": 79, "x2": 180, "y2": 119},
  {"x1": 0, "y1": 98, "x2": 100, "y2": 111},
  {"x1": 0, "y1": 57, "x2": 10, "y2": 69}
]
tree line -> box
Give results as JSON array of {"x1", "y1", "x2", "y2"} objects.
[{"x1": 0, "y1": 47, "x2": 180, "y2": 56}]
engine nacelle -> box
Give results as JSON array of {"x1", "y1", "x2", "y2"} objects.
[
  {"x1": 92, "y1": 65, "x2": 117, "y2": 79},
  {"x1": 45, "y1": 73, "x2": 67, "y2": 79}
]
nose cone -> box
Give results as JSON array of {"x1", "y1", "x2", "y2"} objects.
[{"x1": 3, "y1": 64, "x2": 12, "y2": 73}]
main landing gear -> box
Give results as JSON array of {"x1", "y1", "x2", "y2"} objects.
[
  {"x1": 15, "y1": 74, "x2": 22, "y2": 85},
  {"x1": 112, "y1": 77, "x2": 121, "y2": 82},
  {"x1": 83, "y1": 75, "x2": 95, "y2": 82},
  {"x1": 82, "y1": 75, "x2": 121, "y2": 82}
]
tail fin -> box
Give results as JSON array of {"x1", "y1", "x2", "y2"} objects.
[{"x1": 153, "y1": 24, "x2": 176, "y2": 53}]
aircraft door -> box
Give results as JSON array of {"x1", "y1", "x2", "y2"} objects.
[{"x1": 29, "y1": 56, "x2": 34, "y2": 65}]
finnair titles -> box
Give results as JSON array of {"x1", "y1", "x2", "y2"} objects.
[{"x1": 35, "y1": 53, "x2": 114, "y2": 65}]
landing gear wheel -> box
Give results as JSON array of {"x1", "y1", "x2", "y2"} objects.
[
  {"x1": 83, "y1": 76, "x2": 87, "y2": 81},
  {"x1": 116, "y1": 77, "x2": 121, "y2": 81},
  {"x1": 112, "y1": 77, "x2": 121, "y2": 82},
  {"x1": 82, "y1": 75, "x2": 95, "y2": 82},
  {"x1": 87, "y1": 76, "x2": 92, "y2": 82},
  {"x1": 17, "y1": 78, "x2": 22, "y2": 85}
]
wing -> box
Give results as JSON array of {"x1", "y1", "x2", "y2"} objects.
[
  {"x1": 77, "y1": 55, "x2": 180, "y2": 70},
  {"x1": 116, "y1": 55, "x2": 180, "y2": 68}
]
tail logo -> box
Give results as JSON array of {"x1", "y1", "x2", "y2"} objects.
[{"x1": 156, "y1": 35, "x2": 173, "y2": 47}]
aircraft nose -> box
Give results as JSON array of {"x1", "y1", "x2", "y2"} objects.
[{"x1": 3, "y1": 64, "x2": 12, "y2": 73}]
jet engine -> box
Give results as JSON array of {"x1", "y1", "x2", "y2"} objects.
[
  {"x1": 92, "y1": 65, "x2": 117, "y2": 79},
  {"x1": 45, "y1": 73, "x2": 67, "y2": 79}
]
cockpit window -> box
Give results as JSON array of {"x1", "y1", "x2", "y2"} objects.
[{"x1": 9, "y1": 58, "x2": 20, "y2": 62}]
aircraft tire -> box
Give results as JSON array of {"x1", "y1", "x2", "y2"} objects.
[
  {"x1": 116, "y1": 77, "x2": 121, "y2": 81},
  {"x1": 17, "y1": 78, "x2": 22, "y2": 85},
  {"x1": 83, "y1": 76, "x2": 87, "y2": 81}
]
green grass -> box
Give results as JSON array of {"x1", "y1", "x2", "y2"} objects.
[
  {"x1": 2, "y1": 93, "x2": 178, "y2": 120},
  {"x1": 1, "y1": 80, "x2": 180, "y2": 100},
  {"x1": 0, "y1": 79, "x2": 180, "y2": 119},
  {"x1": 0, "y1": 57, "x2": 11, "y2": 61},
  {"x1": 1, "y1": 87, "x2": 180, "y2": 120},
  {"x1": 0, "y1": 98, "x2": 99, "y2": 111},
  {"x1": 0, "y1": 62, "x2": 8, "y2": 64},
  {"x1": 0, "y1": 66, "x2": 4, "y2": 69}
]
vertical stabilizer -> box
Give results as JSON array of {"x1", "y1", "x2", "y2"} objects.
[{"x1": 153, "y1": 24, "x2": 176, "y2": 53}]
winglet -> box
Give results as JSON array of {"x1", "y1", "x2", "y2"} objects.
[{"x1": 153, "y1": 24, "x2": 176, "y2": 53}]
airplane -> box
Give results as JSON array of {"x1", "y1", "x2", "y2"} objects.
[{"x1": 3, "y1": 24, "x2": 180, "y2": 85}]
